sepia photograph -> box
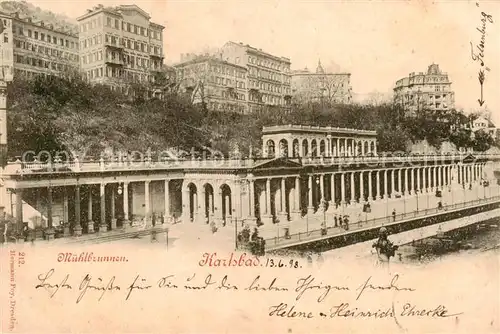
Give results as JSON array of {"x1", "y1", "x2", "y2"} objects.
[{"x1": 0, "y1": 0, "x2": 499, "y2": 333}]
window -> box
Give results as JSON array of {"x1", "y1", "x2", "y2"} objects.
[
  {"x1": 127, "y1": 23, "x2": 132, "y2": 32},
  {"x1": 134, "y1": 25, "x2": 138, "y2": 34},
  {"x1": 53, "y1": 36, "x2": 57, "y2": 44},
  {"x1": 34, "y1": 31, "x2": 38, "y2": 39},
  {"x1": 115, "y1": 19, "x2": 119, "y2": 29},
  {"x1": 107, "y1": 17, "x2": 112, "y2": 26},
  {"x1": 65, "y1": 40, "x2": 69, "y2": 48},
  {"x1": 3, "y1": 35, "x2": 7, "y2": 43}
]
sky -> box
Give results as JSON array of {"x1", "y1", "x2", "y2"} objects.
[{"x1": 24, "y1": 0, "x2": 500, "y2": 122}]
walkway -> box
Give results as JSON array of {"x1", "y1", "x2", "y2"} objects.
[{"x1": 261, "y1": 183, "x2": 500, "y2": 250}]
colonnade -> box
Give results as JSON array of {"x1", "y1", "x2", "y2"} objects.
[
  {"x1": 12, "y1": 162, "x2": 490, "y2": 238},
  {"x1": 264, "y1": 136, "x2": 377, "y2": 158}
]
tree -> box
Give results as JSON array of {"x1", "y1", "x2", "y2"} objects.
[{"x1": 472, "y1": 130, "x2": 494, "y2": 152}]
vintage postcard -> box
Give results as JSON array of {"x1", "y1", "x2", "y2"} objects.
[{"x1": 0, "y1": 0, "x2": 499, "y2": 333}]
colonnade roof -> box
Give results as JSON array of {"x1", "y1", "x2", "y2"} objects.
[{"x1": 262, "y1": 125, "x2": 377, "y2": 137}]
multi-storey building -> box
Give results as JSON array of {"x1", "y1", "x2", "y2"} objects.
[
  {"x1": 220, "y1": 41, "x2": 292, "y2": 113},
  {"x1": 4, "y1": 12, "x2": 79, "y2": 79},
  {"x1": 175, "y1": 55, "x2": 248, "y2": 113},
  {"x1": 0, "y1": 11, "x2": 14, "y2": 81},
  {"x1": 76, "y1": 4, "x2": 164, "y2": 89},
  {"x1": 0, "y1": 12, "x2": 13, "y2": 167},
  {"x1": 393, "y1": 64, "x2": 455, "y2": 115},
  {"x1": 291, "y1": 60, "x2": 352, "y2": 104}
]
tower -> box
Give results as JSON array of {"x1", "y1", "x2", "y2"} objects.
[{"x1": 316, "y1": 59, "x2": 325, "y2": 74}]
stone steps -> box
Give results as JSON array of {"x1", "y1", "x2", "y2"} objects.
[{"x1": 61, "y1": 226, "x2": 169, "y2": 245}]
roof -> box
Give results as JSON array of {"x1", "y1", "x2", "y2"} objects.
[
  {"x1": 223, "y1": 41, "x2": 291, "y2": 63},
  {"x1": 173, "y1": 55, "x2": 248, "y2": 70}
]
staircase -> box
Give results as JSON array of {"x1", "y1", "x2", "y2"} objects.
[{"x1": 60, "y1": 226, "x2": 169, "y2": 245}]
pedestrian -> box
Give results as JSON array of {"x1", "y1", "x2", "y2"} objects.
[
  {"x1": 343, "y1": 216, "x2": 349, "y2": 230},
  {"x1": 392, "y1": 209, "x2": 396, "y2": 222},
  {"x1": 334, "y1": 214, "x2": 338, "y2": 227}
]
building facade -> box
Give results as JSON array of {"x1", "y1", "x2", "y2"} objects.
[
  {"x1": 76, "y1": 4, "x2": 164, "y2": 88},
  {"x1": 174, "y1": 55, "x2": 248, "y2": 113},
  {"x1": 471, "y1": 116, "x2": 497, "y2": 139},
  {"x1": 9, "y1": 12, "x2": 79, "y2": 78},
  {"x1": 220, "y1": 41, "x2": 292, "y2": 113},
  {"x1": 291, "y1": 61, "x2": 352, "y2": 104},
  {"x1": 394, "y1": 64, "x2": 455, "y2": 115}
]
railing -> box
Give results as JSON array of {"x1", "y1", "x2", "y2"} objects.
[
  {"x1": 263, "y1": 124, "x2": 377, "y2": 135},
  {"x1": 264, "y1": 195, "x2": 500, "y2": 249},
  {"x1": 3, "y1": 153, "x2": 500, "y2": 175},
  {"x1": 300, "y1": 153, "x2": 499, "y2": 166}
]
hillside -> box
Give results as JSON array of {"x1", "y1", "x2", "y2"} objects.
[
  {"x1": 5, "y1": 73, "x2": 497, "y2": 161},
  {"x1": 0, "y1": 0, "x2": 77, "y2": 34}
]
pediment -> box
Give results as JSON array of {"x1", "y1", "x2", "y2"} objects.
[
  {"x1": 252, "y1": 157, "x2": 303, "y2": 170},
  {"x1": 462, "y1": 154, "x2": 476, "y2": 163}
]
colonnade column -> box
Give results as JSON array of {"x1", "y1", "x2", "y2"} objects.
[
  {"x1": 404, "y1": 168, "x2": 409, "y2": 196},
  {"x1": 181, "y1": 181, "x2": 190, "y2": 223},
  {"x1": 11, "y1": 189, "x2": 23, "y2": 233},
  {"x1": 291, "y1": 177, "x2": 301, "y2": 220},
  {"x1": 376, "y1": 170, "x2": 381, "y2": 200},
  {"x1": 432, "y1": 166, "x2": 438, "y2": 190},
  {"x1": 278, "y1": 178, "x2": 288, "y2": 222},
  {"x1": 383, "y1": 170, "x2": 388, "y2": 199},
  {"x1": 350, "y1": 172, "x2": 355, "y2": 203},
  {"x1": 198, "y1": 185, "x2": 206, "y2": 224},
  {"x1": 45, "y1": 187, "x2": 55, "y2": 240},
  {"x1": 368, "y1": 171, "x2": 373, "y2": 200},
  {"x1": 340, "y1": 173, "x2": 346, "y2": 206},
  {"x1": 391, "y1": 169, "x2": 396, "y2": 197},
  {"x1": 63, "y1": 188, "x2": 69, "y2": 235},
  {"x1": 110, "y1": 185, "x2": 116, "y2": 229},
  {"x1": 144, "y1": 181, "x2": 151, "y2": 226},
  {"x1": 330, "y1": 173, "x2": 336, "y2": 206},
  {"x1": 215, "y1": 184, "x2": 224, "y2": 225},
  {"x1": 416, "y1": 167, "x2": 421, "y2": 193},
  {"x1": 164, "y1": 180, "x2": 170, "y2": 222},
  {"x1": 359, "y1": 171, "x2": 364, "y2": 202},
  {"x1": 307, "y1": 175, "x2": 314, "y2": 214},
  {"x1": 248, "y1": 179, "x2": 256, "y2": 220},
  {"x1": 100, "y1": 183, "x2": 108, "y2": 231},
  {"x1": 437, "y1": 166, "x2": 442, "y2": 189},
  {"x1": 336, "y1": 138, "x2": 340, "y2": 157},
  {"x1": 74, "y1": 185, "x2": 82, "y2": 236},
  {"x1": 88, "y1": 186, "x2": 95, "y2": 233},
  {"x1": 319, "y1": 174, "x2": 325, "y2": 203},
  {"x1": 122, "y1": 182, "x2": 130, "y2": 228},
  {"x1": 410, "y1": 168, "x2": 415, "y2": 194},
  {"x1": 398, "y1": 169, "x2": 402, "y2": 194},
  {"x1": 426, "y1": 167, "x2": 431, "y2": 191}
]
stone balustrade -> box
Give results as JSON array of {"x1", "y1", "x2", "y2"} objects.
[{"x1": 2, "y1": 153, "x2": 499, "y2": 176}]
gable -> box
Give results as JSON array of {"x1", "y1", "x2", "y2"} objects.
[
  {"x1": 251, "y1": 157, "x2": 303, "y2": 171},
  {"x1": 462, "y1": 154, "x2": 476, "y2": 163}
]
